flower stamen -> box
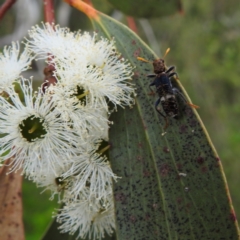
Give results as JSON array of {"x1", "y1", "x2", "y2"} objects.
[
  {"x1": 28, "y1": 122, "x2": 39, "y2": 134},
  {"x1": 76, "y1": 90, "x2": 89, "y2": 100},
  {"x1": 98, "y1": 145, "x2": 110, "y2": 155}
]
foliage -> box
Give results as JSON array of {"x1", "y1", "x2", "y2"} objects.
[{"x1": 1, "y1": 0, "x2": 240, "y2": 239}]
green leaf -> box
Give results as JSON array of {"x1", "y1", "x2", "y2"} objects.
[
  {"x1": 106, "y1": 0, "x2": 183, "y2": 18},
  {"x1": 89, "y1": 11, "x2": 240, "y2": 240}
]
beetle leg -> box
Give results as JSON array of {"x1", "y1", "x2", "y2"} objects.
[
  {"x1": 149, "y1": 80, "x2": 156, "y2": 95},
  {"x1": 155, "y1": 98, "x2": 169, "y2": 129},
  {"x1": 168, "y1": 72, "x2": 179, "y2": 80},
  {"x1": 166, "y1": 66, "x2": 175, "y2": 73},
  {"x1": 166, "y1": 66, "x2": 179, "y2": 79},
  {"x1": 147, "y1": 74, "x2": 156, "y2": 78}
]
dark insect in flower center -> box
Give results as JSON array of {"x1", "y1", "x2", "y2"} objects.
[
  {"x1": 55, "y1": 176, "x2": 69, "y2": 191},
  {"x1": 19, "y1": 115, "x2": 47, "y2": 142},
  {"x1": 71, "y1": 85, "x2": 89, "y2": 106}
]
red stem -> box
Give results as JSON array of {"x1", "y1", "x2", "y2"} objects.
[
  {"x1": 43, "y1": 0, "x2": 55, "y2": 24},
  {"x1": 82, "y1": 0, "x2": 93, "y2": 6},
  {"x1": 0, "y1": 0, "x2": 17, "y2": 21},
  {"x1": 42, "y1": 0, "x2": 57, "y2": 87},
  {"x1": 126, "y1": 16, "x2": 138, "y2": 34}
]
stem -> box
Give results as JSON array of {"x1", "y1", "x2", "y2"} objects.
[
  {"x1": 42, "y1": 65, "x2": 57, "y2": 92},
  {"x1": 0, "y1": 0, "x2": 17, "y2": 21},
  {"x1": 82, "y1": 0, "x2": 93, "y2": 6},
  {"x1": 42, "y1": 1, "x2": 56, "y2": 87},
  {"x1": 0, "y1": 158, "x2": 24, "y2": 240},
  {"x1": 64, "y1": 0, "x2": 99, "y2": 20},
  {"x1": 126, "y1": 16, "x2": 138, "y2": 34},
  {"x1": 43, "y1": 0, "x2": 55, "y2": 24}
]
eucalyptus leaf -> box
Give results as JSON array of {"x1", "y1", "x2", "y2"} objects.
[{"x1": 90, "y1": 11, "x2": 240, "y2": 240}]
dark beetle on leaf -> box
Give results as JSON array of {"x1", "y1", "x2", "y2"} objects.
[{"x1": 137, "y1": 48, "x2": 199, "y2": 129}]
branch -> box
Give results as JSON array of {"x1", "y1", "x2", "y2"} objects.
[
  {"x1": 0, "y1": 159, "x2": 24, "y2": 240},
  {"x1": 0, "y1": 0, "x2": 17, "y2": 21},
  {"x1": 126, "y1": 16, "x2": 138, "y2": 34},
  {"x1": 43, "y1": 0, "x2": 55, "y2": 24},
  {"x1": 42, "y1": 1, "x2": 57, "y2": 87},
  {"x1": 82, "y1": 0, "x2": 93, "y2": 6}
]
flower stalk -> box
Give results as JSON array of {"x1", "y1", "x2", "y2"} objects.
[{"x1": 0, "y1": 0, "x2": 17, "y2": 20}]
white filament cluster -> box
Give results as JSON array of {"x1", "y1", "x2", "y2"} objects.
[{"x1": 0, "y1": 23, "x2": 135, "y2": 240}]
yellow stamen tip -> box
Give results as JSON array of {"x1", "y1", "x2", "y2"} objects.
[{"x1": 137, "y1": 57, "x2": 149, "y2": 63}]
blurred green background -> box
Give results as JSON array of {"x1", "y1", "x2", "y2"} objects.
[{"x1": 1, "y1": 0, "x2": 240, "y2": 239}]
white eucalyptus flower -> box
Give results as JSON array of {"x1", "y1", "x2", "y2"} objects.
[
  {"x1": 46, "y1": 82, "x2": 110, "y2": 140},
  {"x1": 55, "y1": 62, "x2": 135, "y2": 111},
  {"x1": 0, "y1": 79, "x2": 83, "y2": 176},
  {"x1": 28, "y1": 162, "x2": 73, "y2": 202},
  {"x1": 25, "y1": 23, "x2": 135, "y2": 112},
  {"x1": 61, "y1": 142, "x2": 118, "y2": 202},
  {"x1": 56, "y1": 192, "x2": 115, "y2": 240},
  {"x1": 26, "y1": 23, "x2": 88, "y2": 63},
  {"x1": 0, "y1": 42, "x2": 33, "y2": 92}
]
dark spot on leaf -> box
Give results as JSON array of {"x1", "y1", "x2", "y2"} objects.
[
  {"x1": 133, "y1": 48, "x2": 141, "y2": 58},
  {"x1": 115, "y1": 192, "x2": 127, "y2": 204},
  {"x1": 159, "y1": 164, "x2": 170, "y2": 177},
  {"x1": 163, "y1": 147, "x2": 170, "y2": 153},
  {"x1": 201, "y1": 166, "x2": 208, "y2": 173},
  {"x1": 145, "y1": 214, "x2": 151, "y2": 221},
  {"x1": 188, "y1": 118, "x2": 198, "y2": 127},
  {"x1": 179, "y1": 124, "x2": 188, "y2": 134},
  {"x1": 176, "y1": 198, "x2": 182, "y2": 204},
  {"x1": 177, "y1": 163, "x2": 183, "y2": 170},
  {"x1": 126, "y1": 119, "x2": 132, "y2": 125},
  {"x1": 138, "y1": 142, "x2": 143, "y2": 148},
  {"x1": 143, "y1": 170, "x2": 151, "y2": 177},
  {"x1": 131, "y1": 40, "x2": 136, "y2": 45},
  {"x1": 197, "y1": 156, "x2": 204, "y2": 164},
  {"x1": 152, "y1": 203, "x2": 158, "y2": 210},
  {"x1": 185, "y1": 203, "x2": 191, "y2": 212},
  {"x1": 129, "y1": 215, "x2": 137, "y2": 223},
  {"x1": 230, "y1": 211, "x2": 237, "y2": 222},
  {"x1": 133, "y1": 71, "x2": 140, "y2": 78},
  {"x1": 136, "y1": 155, "x2": 142, "y2": 161}
]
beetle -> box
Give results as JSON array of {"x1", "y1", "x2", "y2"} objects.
[{"x1": 137, "y1": 48, "x2": 198, "y2": 129}]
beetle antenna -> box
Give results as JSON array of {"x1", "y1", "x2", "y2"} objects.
[
  {"x1": 187, "y1": 103, "x2": 200, "y2": 109},
  {"x1": 163, "y1": 48, "x2": 170, "y2": 59}
]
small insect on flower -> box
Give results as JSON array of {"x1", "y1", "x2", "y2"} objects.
[{"x1": 137, "y1": 48, "x2": 199, "y2": 129}]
